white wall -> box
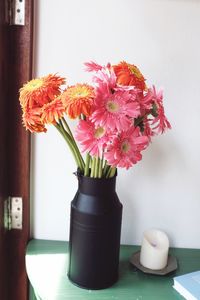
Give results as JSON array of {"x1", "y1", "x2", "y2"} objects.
[{"x1": 32, "y1": 0, "x2": 200, "y2": 248}]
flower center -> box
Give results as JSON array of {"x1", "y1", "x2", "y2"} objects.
[
  {"x1": 128, "y1": 64, "x2": 143, "y2": 79},
  {"x1": 106, "y1": 100, "x2": 119, "y2": 113},
  {"x1": 73, "y1": 89, "x2": 86, "y2": 98},
  {"x1": 28, "y1": 78, "x2": 43, "y2": 90},
  {"x1": 121, "y1": 141, "x2": 130, "y2": 153},
  {"x1": 94, "y1": 127, "x2": 105, "y2": 139},
  {"x1": 69, "y1": 85, "x2": 93, "y2": 100}
]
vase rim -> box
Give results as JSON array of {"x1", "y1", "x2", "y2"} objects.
[{"x1": 74, "y1": 169, "x2": 117, "y2": 180}]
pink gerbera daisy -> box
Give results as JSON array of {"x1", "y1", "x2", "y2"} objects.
[
  {"x1": 137, "y1": 90, "x2": 154, "y2": 113},
  {"x1": 92, "y1": 66, "x2": 116, "y2": 92},
  {"x1": 75, "y1": 119, "x2": 111, "y2": 157},
  {"x1": 85, "y1": 61, "x2": 117, "y2": 95},
  {"x1": 104, "y1": 127, "x2": 149, "y2": 169},
  {"x1": 142, "y1": 116, "x2": 155, "y2": 138},
  {"x1": 84, "y1": 61, "x2": 104, "y2": 72},
  {"x1": 90, "y1": 87, "x2": 140, "y2": 131},
  {"x1": 148, "y1": 86, "x2": 171, "y2": 134}
]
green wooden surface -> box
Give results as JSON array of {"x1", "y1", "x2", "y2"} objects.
[
  {"x1": 26, "y1": 239, "x2": 200, "y2": 300},
  {"x1": 29, "y1": 284, "x2": 41, "y2": 300}
]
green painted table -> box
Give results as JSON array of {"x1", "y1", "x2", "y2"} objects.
[{"x1": 26, "y1": 240, "x2": 200, "y2": 300}]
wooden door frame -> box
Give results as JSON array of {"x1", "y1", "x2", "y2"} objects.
[
  {"x1": 0, "y1": 0, "x2": 33, "y2": 299},
  {"x1": 0, "y1": 1, "x2": 8, "y2": 298}
]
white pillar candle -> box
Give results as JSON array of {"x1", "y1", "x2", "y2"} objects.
[{"x1": 140, "y1": 229, "x2": 169, "y2": 270}]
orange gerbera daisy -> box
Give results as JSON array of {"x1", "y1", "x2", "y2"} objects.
[
  {"x1": 113, "y1": 61, "x2": 146, "y2": 90},
  {"x1": 42, "y1": 97, "x2": 65, "y2": 124},
  {"x1": 19, "y1": 74, "x2": 66, "y2": 109},
  {"x1": 22, "y1": 108, "x2": 46, "y2": 133},
  {"x1": 61, "y1": 83, "x2": 95, "y2": 119}
]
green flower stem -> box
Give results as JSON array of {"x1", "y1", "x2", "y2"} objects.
[
  {"x1": 103, "y1": 160, "x2": 110, "y2": 177},
  {"x1": 94, "y1": 157, "x2": 100, "y2": 178},
  {"x1": 84, "y1": 153, "x2": 91, "y2": 177},
  {"x1": 61, "y1": 118, "x2": 85, "y2": 168},
  {"x1": 109, "y1": 167, "x2": 116, "y2": 178},
  {"x1": 55, "y1": 123, "x2": 84, "y2": 173},
  {"x1": 90, "y1": 157, "x2": 96, "y2": 177},
  {"x1": 55, "y1": 123, "x2": 80, "y2": 167},
  {"x1": 81, "y1": 114, "x2": 86, "y2": 120},
  {"x1": 134, "y1": 116, "x2": 144, "y2": 127},
  {"x1": 98, "y1": 157, "x2": 103, "y2": 178},
  {"x1": 105, "y1": 166, "x2": 111, "y2": 178},
  {"x1": 106, "y1": 166, "x2": 116, "y2": 178},
  {"x1": 59, "y1": 118, "x2": 85, "y2": 172},
  {"x1": 61, "y1": 117, "x2": 73, "y2": 136}
]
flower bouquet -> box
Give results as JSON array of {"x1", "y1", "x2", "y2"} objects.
[
  {"x1": 19, "y1": 61, "x2": 171, "y2": 178},
  {"x1": 19, "y1": 61, "x2": 171, "y2": 289}
]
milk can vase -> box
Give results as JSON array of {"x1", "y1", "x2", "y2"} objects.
[{"x1": 68, "y1": 172, "x2": 123, "y2": 290}]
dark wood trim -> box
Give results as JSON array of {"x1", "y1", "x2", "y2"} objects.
[
  {"x1": 0, "y1": 0, "x2": 33, "y2": 299},
  {"x1": 0, "y1": 0, "x2": 9, "y2": 297}
]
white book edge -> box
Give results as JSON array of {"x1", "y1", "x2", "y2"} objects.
[{"x1": 173, "y1": 281, "x2": 197, "y2": 300}]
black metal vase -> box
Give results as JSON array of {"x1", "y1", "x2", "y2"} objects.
[{"x1": 68, "y1": 173, "x2": 123, "y2": 290}]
